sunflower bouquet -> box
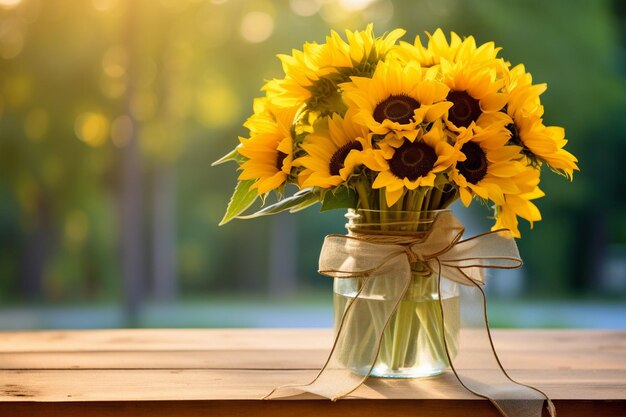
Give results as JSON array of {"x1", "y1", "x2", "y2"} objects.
[
  {"x1": 215, "y1": 25, "x2": 578, "y2": 383},
  {"x1": 216, "y1": 25, "x2": 577, "y2": 236}
]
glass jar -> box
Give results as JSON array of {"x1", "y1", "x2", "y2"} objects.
[{"x1": 333, "y1": 209, "x2": 460, "y2": 378}]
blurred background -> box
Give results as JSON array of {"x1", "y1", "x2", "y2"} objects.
[{"x1": 0, "y1": 0, "x2": 625, "y2": 330}]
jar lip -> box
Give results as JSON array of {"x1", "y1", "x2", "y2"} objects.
[{"x1": 346, "y1": 208, "x2": 452, "y2": 215}]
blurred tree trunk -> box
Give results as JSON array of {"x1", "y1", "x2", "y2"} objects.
[
  {"x1": 152, "y1": 163, "x2": 177, "y2": 301},
  {"x1": 19, "y1": 193, "x2": 52, "y2": 298},
  {"x1": 268, "y1": 212, "x2": 297, "y2": 296},
  {"x1": 120, "y1": 1, "x2": 145, "y2": 325},
  {"x1": 120, "y1": 128, "x2": 145, "y2": 324}
]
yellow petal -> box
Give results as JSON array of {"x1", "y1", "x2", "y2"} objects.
[
  {"x1": 460, "y1": 187, "x2": 473, "y2": 206},
  {"x1": 386, "y1": 187, "x2": 404, "y2": 207},
  {"x1": 480, "y1": 93, "x2": 508, "y2": 112}
]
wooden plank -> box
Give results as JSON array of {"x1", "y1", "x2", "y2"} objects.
[
  {"x1": 1, "y1": 329, "x2": 624, "y2": 353},
  {"x1": 465, "y1": 329, "x2": 626, "y2": 351},
  {"x1": 1, "y1": 330, "x2": 623, "y2": 375},
  {"x1": 0, "y1": 328, "x2": 624, "y2": 417},
  {"x1": 0, "y1": 400, "x2": 625, "y2": 417},
  {"x1": 0, "y1": 400, "x2": 504, "y2": 417},
  {"x1": 8, "y1": 400, "x2": 625, "y2": 417},
  {"x1": 0, "y1": 350, "x2": 326, "y2": 370},
  {"x1": 0, "y1": 368, "x2": 624, "y2": 402},
  {"x1": 0, "y1": 329, "x2": 334, "y2": 352},
  {"x1": 0, "y1": 348, "x2": 623, "y2": 370}
]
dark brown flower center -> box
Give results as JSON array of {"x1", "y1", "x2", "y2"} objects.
[
  {"x1": 276, "y1": 151, "x2": 288, "y2": 171},
  {"x1": 389, "y1": 141, "x2": 437, "y2": 181},
  {"x1": 329, "y1": 141, "x2": 363, "y2": 176},
  {"x1": 458, "y1": 141, "x2": 487, "y2": 184},
  {"x1": 373, "y1": 95, "x2": 420, "y2": 125},
  {"x1": 506, "y1": 122, "x2": 519, "y2": 144},
  {"x1": 447, "y1": 90, "x2": 481, "y2": 128}
]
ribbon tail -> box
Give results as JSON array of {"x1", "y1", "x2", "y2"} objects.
[
  {"x1": 264, "y1": 259, "x2": 413, "y2": 400},
  {"x1": 437, "y1": 262, "x2": 556, "y2": 417}
]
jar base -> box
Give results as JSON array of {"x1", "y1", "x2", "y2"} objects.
[
  {"x1": 369, "y1": 364, "x2": 445, "y2": 379},
  {"x1": 350, "y1": 364, "x2": 446, "y2": 379}
]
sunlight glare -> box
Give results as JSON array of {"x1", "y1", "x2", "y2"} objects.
[
  {"x1": 0, "y1": 0, "x2": 22, "y2": 9},
  {"x1": 338, "y1": 0, "x2": 377, "y2": 11},
  {"x1": 240, "y1": 11, "x2": 274, "y2": 44},
  {"x1": 289, "y1": 0, "x2": 320, "y2": 16},
  {"x1": 91, "y1": 0, "x2": 119, "y2": 12}
]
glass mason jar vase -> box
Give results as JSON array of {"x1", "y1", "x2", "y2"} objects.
[{"x1": 333, "y1": 209, "x2": 460, "y2": 378}]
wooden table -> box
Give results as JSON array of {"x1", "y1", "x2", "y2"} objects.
[{"x1": 0, "y1": 329, "x2": 624, "y2": 416}]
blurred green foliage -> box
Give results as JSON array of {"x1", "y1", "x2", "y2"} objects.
[{"x1": 0, "y1": 0, "x2": 624, "y2": 309}]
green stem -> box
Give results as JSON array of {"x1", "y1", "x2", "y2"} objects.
[
  {"x1": 355, "y1": 179, "x2": 373, "y2": 225},
  {"x1": 355, "y1": 180, "x2": 371, "y2": 211},
  {"x1": 413, "y1": 188, "x2": 426, "y2": 212},
  {"x1": 429, "y1": 187, "x2": 443, "y2": 210},
  {"x1": 422, "y1": 188, "x2": 432, "y2": 213},
  {"x1": 414, "y1": 275, "x2": 448, "y2": 365},
  {"x1": 378, "y1": 191, "x2": 388, "y2": 230}
]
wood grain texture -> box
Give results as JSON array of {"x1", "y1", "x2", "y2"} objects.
[
  {"x1": 2, "y1": 400, "x2": 625, "y2": 417},
  {"x1": 0, "y1": 329, "x2": 624, "y2": 416}
]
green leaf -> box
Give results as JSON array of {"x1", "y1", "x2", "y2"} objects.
[
  {"x1": 237, "y1": 188, "x2": 320, "y2": 219},
  {"x1": 286, "y1": 193, "x2": 320, "y2": 213},
  {"x1": 211, "y1": 147, "x2": 245, "y2": 167},
  {"x1": 320, "y1": 186, "x2": 357, "y2": 212},
  {"x1": 219, "y1": 180, "x2": 258, "y2": 225}
]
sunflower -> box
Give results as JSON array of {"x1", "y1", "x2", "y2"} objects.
[
  {"x1": 506, "y1": 115, "x2": 578, "y2": 178},
  {"x1": 492, "y1": 166, "x2": 545, "y2": 238},
  {"x1": 504, "y1": 64, "x2": 545, "y2": 118},
  {"x1": 237, "y1": 105, "x2": 297, "y2": 195},
  {"x1": 450, "y1": 124, "x2": 524, "y2": 207},
  {"x1": 325, "y1": 24, "x2": 406, "y2": 71},
  {"x1": 390, "y1": 28, "x2": 504, "y2": 72},
  {"x1": 265, "y1": 24, "x2": 405, "y2": 112},
  {"x1": 295, "y1": 111, "x2": 370, "y2": 188},
  {"x1": 341, "y1": 59, "x2": 451, "y2": 141},
  {"x1": 440, "y1": 58, "x2": 509, "y2": 132},
  {"x1": 503, "y1": 65, "x2": 579, "y2": 178},
  {"x1": 364, "y1": 121, "x2": 462, "y2": 207},
  {"x1": 243, "y1": 97, "x2": 279, "y2": 135},
  {"x1": 263, "y1": 42, "x2": 328, "y2": 109}
]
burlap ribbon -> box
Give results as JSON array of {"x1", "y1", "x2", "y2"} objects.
[{"x1": 264, "y1": 211, "x2": 555, "y2": 417}]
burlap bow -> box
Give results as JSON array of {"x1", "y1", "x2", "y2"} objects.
[
  {"x1": 265, "y1": 211, "x2": 555, "y2": 417},
  {"x1": 319, "y1": 210, "x2": 521, "y2": 286}
]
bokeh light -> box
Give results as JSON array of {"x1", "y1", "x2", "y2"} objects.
[
  {"x1": 240, "y1": 11, "x2": 274, "y2": 43},
  {"x1": 0, "y1": 0, "x2": 22, "y2": 9},
  {"x1": 338, "y1": 0, "x2": 378, "y2": 12},
  {"x1": 74, "y1": 112, "x2": 110, "y2": 147},
  {"x1": 102, "y1": 46, "x2": 128, "y2": 78},
  {"x1": 289, "y1": 0, "x2": 321, "y2": 17}
]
